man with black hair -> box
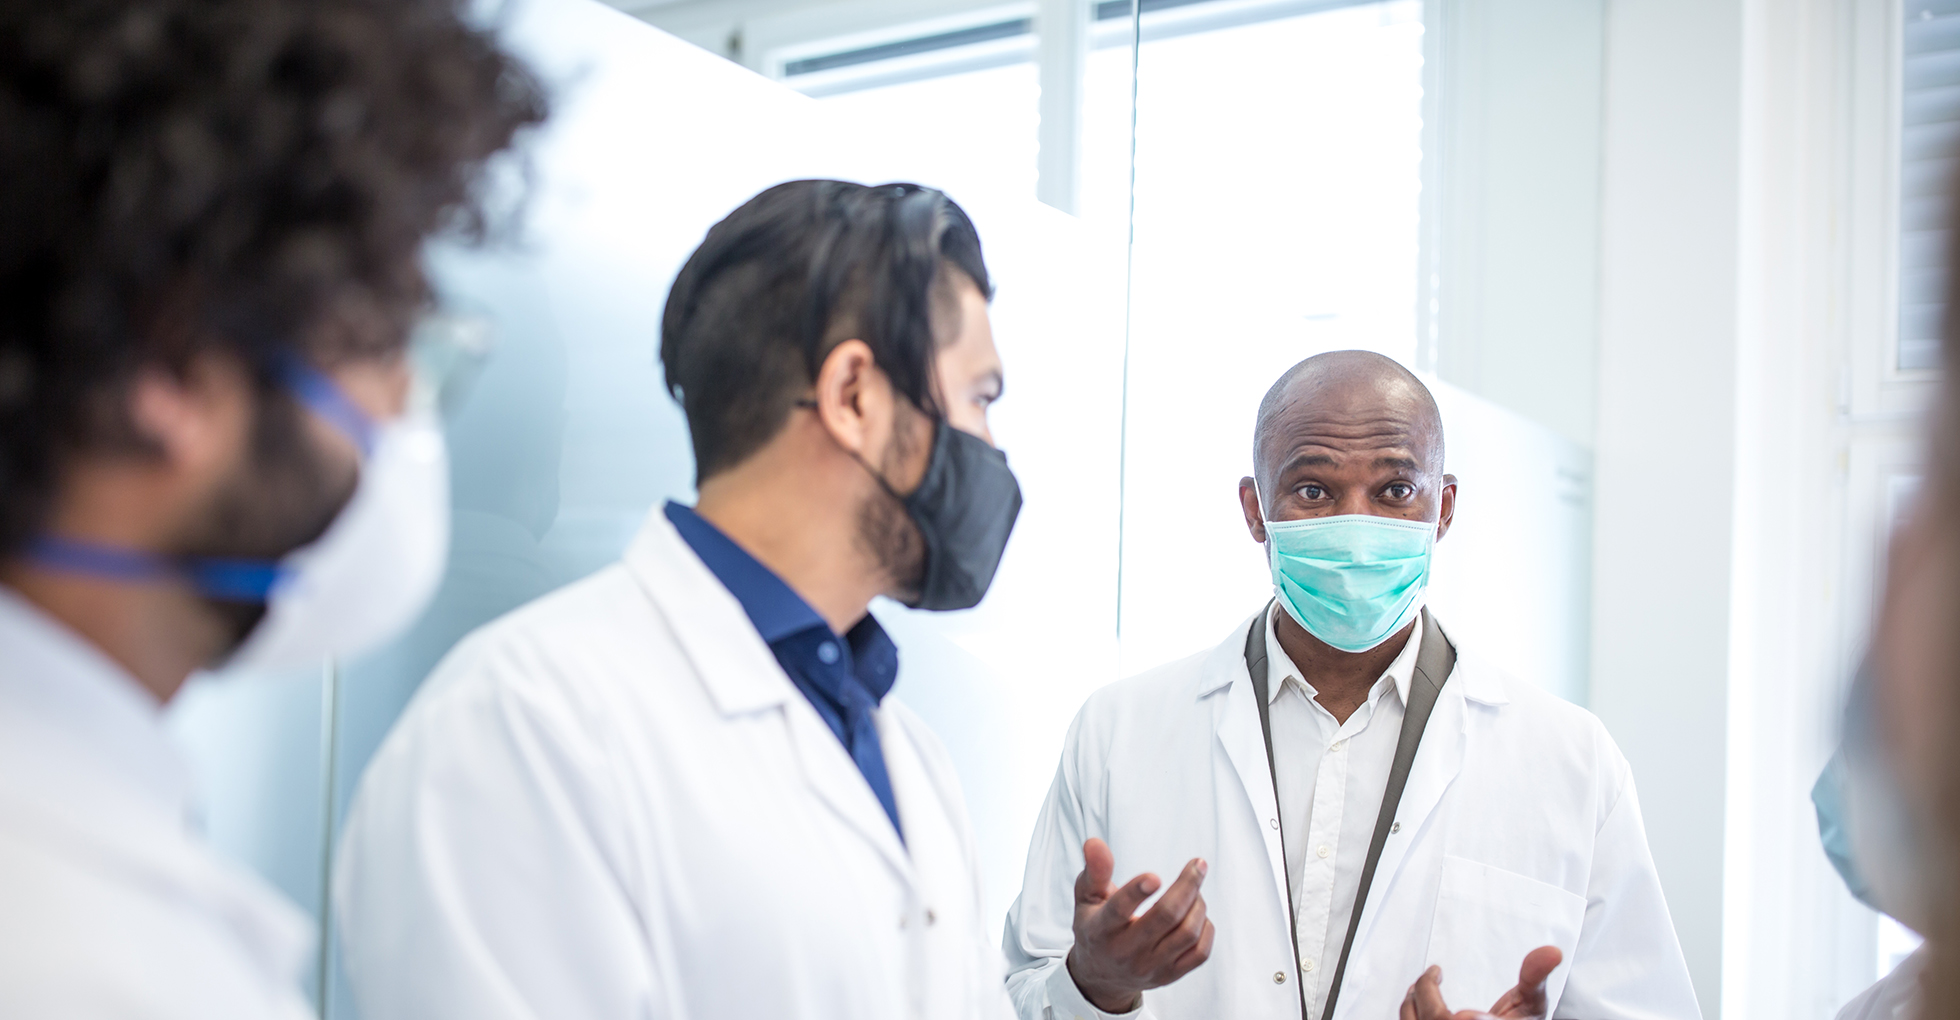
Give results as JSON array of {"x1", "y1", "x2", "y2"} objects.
[
  {"x1": 335, "y1": 180, "x2": 1033, "y2": 1020},
  {"x1": 0, "y1": 1, "x2": 544, "y2": 1015}
]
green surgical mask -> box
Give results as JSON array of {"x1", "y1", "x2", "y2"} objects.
[{"x1": 1264, "y1": 512, "x2": 1436, "y2": 653}]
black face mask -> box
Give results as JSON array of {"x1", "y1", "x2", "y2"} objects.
[{"x1": 890, "y1": 419, "x2": 1023, "y2": 611}]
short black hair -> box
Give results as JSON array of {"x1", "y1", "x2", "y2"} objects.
[
  {"x1": 661, "y1": 180, "x2": 993, "y2": 483},
  {"x1": 0, "y1": 0, "x2": 548, "y2": 555}
]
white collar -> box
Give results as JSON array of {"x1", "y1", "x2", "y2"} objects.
[
  {"x1": 1263, "y1": 603, "x2": 1422, "y2": 708},
  {"x1": 0, "y1": 585, "x2": 193, "y2": 828}
]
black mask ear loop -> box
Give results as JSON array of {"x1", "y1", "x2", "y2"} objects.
[{"x1": 793, "y1": 397, "x2": 925, "y2": 507}]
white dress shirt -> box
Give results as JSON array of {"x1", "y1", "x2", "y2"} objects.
[
  {"x1": 0, "y1": 586, "x2": 315, "y2": 1020},
  {"x1": 1265, "y1": 607, "x2": 1422, "y2": 1017}
]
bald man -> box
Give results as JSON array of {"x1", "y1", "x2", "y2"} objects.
[{"x1": 1000, "y1": 352, "x2": 1698, "y2": 1020}]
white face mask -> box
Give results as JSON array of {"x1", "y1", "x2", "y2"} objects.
[
  {"x1": 215, "y1": 409, "x2": 449, "y2": 677},
  {"x1": 25, "y1": 358, "x2": 453, "y2": 680}
]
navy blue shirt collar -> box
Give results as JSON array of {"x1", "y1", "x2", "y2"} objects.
[
  {"x1": 665, "y1": 501, "x2": 905, "y2": 839},
  {"x1": 663, "y1": 501, "x2": 898, "y2": 702}
]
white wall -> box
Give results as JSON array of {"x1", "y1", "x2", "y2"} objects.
[
  {"x1": 1592, "y1": 0, "x2": 1746, "y2": 1014},
  {"x1": 1425, "y1": 0, "x2": 1606, "y2": 448}
]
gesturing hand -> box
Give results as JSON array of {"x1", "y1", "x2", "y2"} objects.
[
  {"x1": 1399, "y1": 946, "x2": 1564, "y2": 1020},
  {"x1": 1064, "y1": 838, "x2": 1215, "y2": 1014}
]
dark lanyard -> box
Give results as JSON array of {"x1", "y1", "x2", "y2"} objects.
[{"x1": 1245, "y1": 604, "x2": 1455, "y2": 1020}]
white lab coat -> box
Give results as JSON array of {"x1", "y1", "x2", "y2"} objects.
[
  {"x1": 1002, "y1": 612, "x2": 1699, "y2": 1020},
  {"x1": 334, "y1": 508, "x2": 1016, "y2": 1020},
  {"x1": 1834, "y1": 948, "x2": 1921, "y2": 1020},
  {"x1": 0, "y1": 587, "x2": 315, "y2": 1020}
]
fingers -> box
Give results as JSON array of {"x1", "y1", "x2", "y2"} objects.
[
  {"x1": 1094, "y1": 869, "x2": 1163, "y2": 931},
  {"x1": 1163, "y1": 918, "x2": 1215, "y2": 983},
  {"x1": 1130, "y1": 858, "x2": 1208, "y2": 943},
  {"x1": 1149, "y1": 876, "x2": 1209, "y2": 963},
  {"x1": 1508, "y1": 945, "x2": 1563, "y2": 1015},
  {"x1": 1516, "y1": 945, "x2": 1562, "y2": 988},
  {"x1": 1412, "y1": 965, "x2": 1452, "y2": 1020},
  {"x1": 1074, "y1": 838, "x2": 1116, "y2": 907}
]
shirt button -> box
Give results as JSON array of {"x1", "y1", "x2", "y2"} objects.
[
  {"x1": 1330, "y1": 739, "x2": 1346, "y2": 752},
  {"x1": 1270, "y1": 817, "x2": 1280, "y2": 830},
  {"x1": 817, "y1": 641, "x2": 840, "y2": 665},
  {"x1": 1316, "y1": 844, "x2": 1331, "y2": 859},
  {"x1": 1301, "y1": 957, "x2": 1316, "y2": 973},
  {"x1": 1391, "y1": 821, "x2": 1402, "y2": 834},
  {"x1": 1273, "y1": 971, "x2": 1287, "y2": 984}
]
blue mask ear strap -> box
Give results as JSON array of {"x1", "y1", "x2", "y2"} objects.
[
  {"x1": 25, "y1": 537, "x2": 283, "y2": 603},
  {"x1": 279, "y1": 357, "x2": 376, "y2": 458}
]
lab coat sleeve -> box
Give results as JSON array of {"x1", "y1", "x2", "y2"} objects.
[
  {"x1": 333, "y1": 639, "x2": 666, "y2": 1020},
  {"x1": 1001, "y1": 709, "x2": 1150, "y2": 1020},
  {"x1": 1552, "y1": 741, "x2": 1702, "y2": 1020}
]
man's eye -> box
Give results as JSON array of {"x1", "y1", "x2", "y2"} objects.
[
  {"x1": 1297, "y1": 485, "x2": 1328, "y2": 500},
  {"x1": 1386, "y1": 483, "x2": 1414, "y2": 499}
]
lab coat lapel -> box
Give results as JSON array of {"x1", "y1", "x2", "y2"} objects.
[
  {"x1": 783, "y1": 692, "x2": 916, "y2": 885},
  {"x1": 1205, "y1": 614, "x2": 1292, "y2": 927},
  {"x1": 623, "y1": 510, "x2": 916, "y2": 886},
  {"x1": 624, "y1": 510, "x2": 792, "y2": 717}
]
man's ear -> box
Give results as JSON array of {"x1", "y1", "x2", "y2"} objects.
[
  {"x1": 810, "y1": 339, "x2": 888, "y2": 459},
  {"x1": 126, "y1": 355, "x2": 252, "y2": 480},
  {"x1": 1434, "y1": 473, "x2": 1458, "y2": 542},
  {"x1": 1238, "y1": 476, "x2": 1267, "y2": 544}
]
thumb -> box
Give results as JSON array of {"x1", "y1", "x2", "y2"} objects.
[
  {"x1": 1517, "y1": 946, "x2": 1562, "y2": 989},
  {"x1": 1076, "y1": 838, "x2": 1116, "y2": 905}
]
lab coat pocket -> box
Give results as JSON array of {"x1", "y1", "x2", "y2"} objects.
[{"x1": 1422, "y1": 855, "x2": 1585, "y2": 1015}]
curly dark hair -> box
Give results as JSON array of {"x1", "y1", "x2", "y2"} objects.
[{"x1": 0, "y1": 0, "x2": 548, "y2": 554}]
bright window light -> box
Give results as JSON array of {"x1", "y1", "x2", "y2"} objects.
[
  {"x1": 817, "y1": 60, "x2": 1042, "y2": 202},
  {"x1": 1107, "y1": 0, "x2": 1428, "y2": 670},
  {"x1": 1877, "y1": 913, "x2": 1924, "y2": 980}
]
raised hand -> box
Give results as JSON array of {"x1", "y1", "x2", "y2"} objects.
[
  {"x1": 1064, "y1": 838, "x2": 1216, "y2": 1013},
  {"x1": 1399, "y1": 946, "x2": 1564, "y2": 1020}
]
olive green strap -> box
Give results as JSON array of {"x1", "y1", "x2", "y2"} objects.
[{"x1": 1247, "y1": 607, "x2": 1456, "y2": 1020}]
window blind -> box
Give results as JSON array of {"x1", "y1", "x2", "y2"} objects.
[{"x1": 1901, "y1": 2, "x2": 1960, "y2": 371}]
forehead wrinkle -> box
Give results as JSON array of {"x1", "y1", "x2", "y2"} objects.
[
  {"x1": 1260, "y1": 412, "x2": 1438, "y2": 488},
  {"x1": 1251, "y1": 350, "x2": 1446, "y2": 489}
]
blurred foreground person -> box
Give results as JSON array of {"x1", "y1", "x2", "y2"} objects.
[
  {"x1": 335, "y1": 181, "x2": 1025, "y2": 1020},
  {"x1": 1003, "y1": 352, "x2": 1697, "y2": 1020},
  {"x1": 0, "y1": 1, "x2": 542, "y2": 1016},
  {"x1": 1819, "y1": 184, "x2": 1960, "y2": 1018}
]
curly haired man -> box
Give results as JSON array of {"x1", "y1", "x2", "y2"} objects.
[{"x1": 0, "y1": 1, "x2": 544, "y2": 1015}]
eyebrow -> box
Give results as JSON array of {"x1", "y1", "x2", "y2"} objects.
[{"x1": 1280, "y1": 453, "x2": 1337, "y2": 473}]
